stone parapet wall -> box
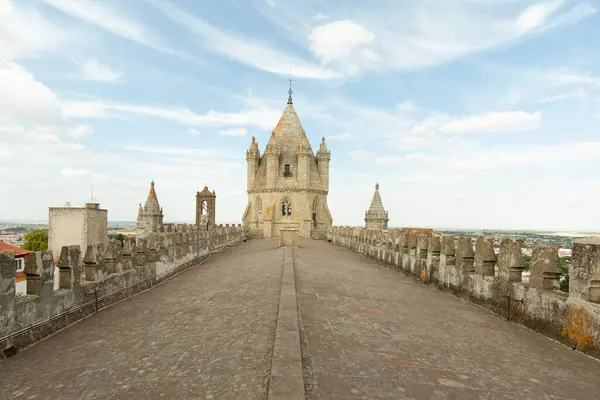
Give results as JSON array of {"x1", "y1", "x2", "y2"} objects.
[
  {"x1": 0, "y1": 225, "x2": 248, "y2": 358},
  {"x1": 327, "y1": 226, "x2": 600, "y2": 357}
]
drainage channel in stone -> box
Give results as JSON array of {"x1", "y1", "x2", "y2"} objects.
[{"x1": 267, "y1": 246, "x2": 305, "y2": 400}]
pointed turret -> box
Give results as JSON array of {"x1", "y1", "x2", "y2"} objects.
[
  {"x1": 136, "y1": 180, "x2": 164, "y2": 238},
  {"x1": 365, "y1": 183, "x2": 389, "y2": 230}
]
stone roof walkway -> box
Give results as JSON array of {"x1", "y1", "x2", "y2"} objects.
[{"x1": 2, "y1": 238, "x2": 600, "y2": 399}]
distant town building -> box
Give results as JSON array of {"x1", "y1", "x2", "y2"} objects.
[
  {"x1": 196, "y1": 185, "x2": 216, "y2": 231},
  {"x1": 136, "y1": 181, "x2": 164, "y2": 239},
  {"x1": 48, "y1": 202, "x2": 108, "y2": 261},
  {"x1": 0, "y1": 241, "x2": 31, "y2": 295},
  {"x1": 365, "y1": 183, "x2": 389, "y2": 230}
]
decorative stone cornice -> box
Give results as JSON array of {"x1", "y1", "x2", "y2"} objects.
[{"x1": 247, "y1": 188, "x2": 328, "y2": 195}]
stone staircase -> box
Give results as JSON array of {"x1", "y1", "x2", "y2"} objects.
[
  {"x1": 310, "y1": 229, "x2": 327, "y2": 240},
  {"x1": 249, "y1": 229, "x2": 264, "y2": 239}
]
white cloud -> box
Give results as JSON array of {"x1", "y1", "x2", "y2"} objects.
[
  {"x1": 42, "y1": 0, "x2": 190, "y2": 58},
  {"x1": 439, "y1": 111, "x2": 541, "y2": 134},
  {"x1": 73, "y1": 58, "x2": 123, "y2": 83},
  {"x1": 0, "y1": 63, "x2": 64, "y2": 126},
  {"x1": 187, "y1": 128, "x2": 201, "y2": 136},
  {"x1": 348, "y1": 149, "x2": 371, "y2": 162},
  {"x1": 304, "y1": 1, "x2": 595, "y2": 73},
  {"x1": 152, "y1": 1, "x2": 343, "y2": 79},
  {"x1": 309, "y1": 20, "x2": 375, "y2": 64},
  {"x1": 329, "y1": 132, "x2": 351, "y2": 141},
  {"x1": 541, "y1": 69, "x2": 600, "y2": 87},
  {"x1": 514, "y1": 0, "x2": 564, "y2": 35},
  {"x1": 218, "y1": 127, "x2": 247, "y2": 137},
  {"x1": 0, "y1": 0, "x2": 76, "y2": 63},
  {"x1": 60, "y1": 98, "x2": 282, "y2": 130},
  {"x1": 70, "y1": 124, "x2": 94, "y2": 138},
  {"x1": 313, "y1": 13, "x2": 328, "y2": 20},
  {"x1": 61, "y1": 168, "x2": 90, "y2": 178},
  {"x1": 123, "y1": 145, "x2": 226, "y2": 158}
]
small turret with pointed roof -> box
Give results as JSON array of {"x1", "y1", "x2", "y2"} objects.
[
  {"x1": 365, "y1": 183, "x2": 389, "y2": 230},
  {"x1": 246, "y1": 136, "x2": 260, "y2": 160},
  {"x1": 136, "y1": 180, "x2": 164, "y2": 238}
]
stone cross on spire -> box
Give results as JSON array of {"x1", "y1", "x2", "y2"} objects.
[{"x1": 288, "y1": 76, "x2": 295, "y2": 104}]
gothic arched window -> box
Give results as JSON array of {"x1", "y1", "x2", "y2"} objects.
[
  {"x1": 281, "y1": 198, "x2": 292, "y2": 216},
  {"x1": 201, "y1": 200, "x2": 208, "y2": 215}
]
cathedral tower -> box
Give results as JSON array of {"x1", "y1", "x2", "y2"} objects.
[{"x1": 242, "y1": 90, "x2": 333, "y2": 239}]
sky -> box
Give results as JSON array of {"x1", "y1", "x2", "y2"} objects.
[{"x1": 1, "y1": 0, "x2": 600, "y2": 231}]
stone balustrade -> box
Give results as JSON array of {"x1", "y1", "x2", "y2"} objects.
[
  {"x1": 0, "y1": 225, "x2": 247, "y2": 358},
  {"x1": 327, "y1": 226, "x2": 600, "y2": 357}
]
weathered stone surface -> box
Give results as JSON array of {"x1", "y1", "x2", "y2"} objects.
[
  {"x1": 529, "y1": 244, "x2": 562, "y2": 290},
  {"x1": 497, "y1": 238, "x2": 524, "y2": 282},
  {"x1": 297, "y1": 239, "x2": 600, "y2": 399},
  {"x1": 474, "y1": 236, "x2": 496, "y2": 277},
  {"x1": 57, "y1": 245, "x2": 81, "y2": 290},
  {"x1": 24, "y1": 250, "x2": 54, "y2": 297},
  {"x1": 571, "y1": 238, "x2": 600, "y2": 302},
  {"x1": 0, "y1": 253, "x2": 16, "y2": 306},
  {"x1": 456, "y1": 237, "x2": 475, "y2": 274},
  {"x1": 1, "y1": 238, "x2": 275, "y2": 399}
]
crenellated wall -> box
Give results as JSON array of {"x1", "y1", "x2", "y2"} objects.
[
  {"x1": 0, "y1": 225, "x2": 247, "y2": 358},
  {"x1": 327, "y1": 226, "x2": 600, "y2": 357}
]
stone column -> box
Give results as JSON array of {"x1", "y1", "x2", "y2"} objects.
[
  {"x1": 529, "y1": 244, "x2": 561, "y2": 290},
  {"x1": 570, "y1": 239, "x2": 600, "y2": 302},
  {"x1": 417, "y1": 234, "x2": 430, "y2": 281},
  {"x1": 427, "y1": 235, "x2": 441, "y2": 281},
  {"x1": 57, "y1": 245, "x2": 81, "y2": 289},
  {"x1": 83, "y1": 245, "x2": 97, "y2": 282},
  {"x1": 136, "y1": 238, "x2": 147, "y2": 267},
  {"x1": 456, "y1": 237, "x2": 475, "y2": 275},
  {"x1": 122, "y1": 238, "x2": 133, "y2": 271},
  {"x1": 474, "y1": 236, "x2": 496, "y2": 277},
  {"x1": 25, "y1": 251, "x2": 55, "y2": 297},
  {"x1": 104, "y1": 241, "x2": 118, "y2": 275},
  {"x1": 0, "y1": 253, "x2": 16, "y2": 309},
  {"x1": 497, "y1": 238, "x2": 524, "y2": 282}
]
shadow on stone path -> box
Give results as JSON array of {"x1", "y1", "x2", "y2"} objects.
[
  {"x1": 295, "y1": 239, "x2": 600, "y2": 400},
  {"x1": 0, "y1": 239, "x2": 283, "y2": 400}
]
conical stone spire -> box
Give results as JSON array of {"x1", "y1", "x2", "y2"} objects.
[
  {"x1": 365, "y1": 183, "x2": 389, "y2": 230},
  {"x1": 144, "y1": 180, "x2": 161, "y2": 214}
]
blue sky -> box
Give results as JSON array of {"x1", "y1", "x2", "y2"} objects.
[{"x1": 2, "y1": 0, "x2": 600, "y2": 231}]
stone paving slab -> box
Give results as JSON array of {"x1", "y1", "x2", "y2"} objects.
[
  {"x1": 296, "y1": 239, "x2": 600, "y2": 400},
  {"x1": 0, "y1": 239, "x2": 283, "y2": 400}
]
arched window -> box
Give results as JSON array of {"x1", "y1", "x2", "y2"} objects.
[
  {"x1": 281, "y1": 198, "x2": 292, "y2": 216},
  {"x1": 201, "y1": 200, "x2": 208, "y2": 215},
  {"x1": 257, "y1": 197, "x2": 263, "y2": 213},
  {"x1": 312, "y1": 197, "x2": 318, "y2": 211}
]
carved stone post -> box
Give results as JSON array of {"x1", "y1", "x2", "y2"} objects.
[
  {"x1": 136, "y1": 238, "x2": 147, "y2": 267},
  {"x1": 122, "y1": 238, "x2": 133, "y2": 271},
  {"x1": 570, "y1": 239, "x2": 600, "y2": 302},
  {"x1": 83, "y1": 245, "x2": 97, "y2": 282},
  {"x1": 58, "y1": 245, "x2": 81, "y2": 289},
  {"x1": 456, "y1": 237, "x2": 475, "y2": 275},
  {"x1": 104, "y1": 241, "x2": 118, "y2": 275},
  {"x1": 529, "y1": 244, "x2": 561, "y2": 290},
  {"x1": 474, "y1": 236, "x2": 496, "y2": 277},
  {"x1": 417, "y1": 234, "x2": 430, "y2": 281},
  {"x1": 497, "y1": 238, "x2": 524, "y2": 282},
  {"x1": 24, "y1": 251, "x2": 55, "y2": 297},
  {"x1": 427, "y1": 235, "x2": 441, "y2": 281},
  {"x1": 0, "y1": 253, "x2": 16, "y2": 308}
]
